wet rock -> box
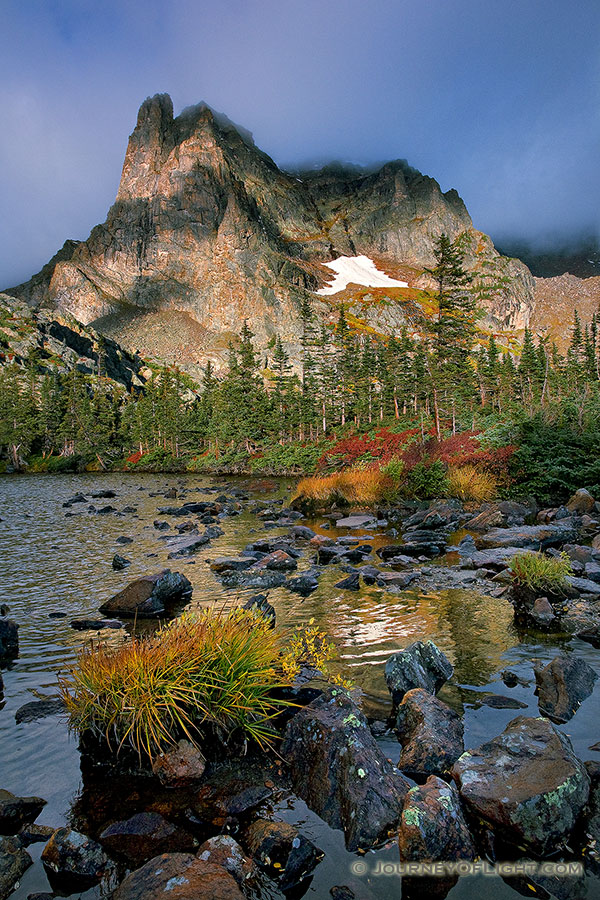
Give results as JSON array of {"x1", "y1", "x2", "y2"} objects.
[
  {"x1": 289, "y1": 525, "x2": 316, "y2": 540},
  {"x1": 244, "y1": 818, "x2": 323, "y2": 891},
  {"x1": 17, "y1": 824, "x2": 56, "y2": 846},
  {"x1": 398, "y1": 540, "x2": 447, "y2": 558},
  {"x1": 63, "y1": 493, "x2": 87, "y2": 506},
  {"x1": 284, "y1": 574, "x2": 320, "y2": 596},
  {"x1": 41, "y1": 828, "x2": 110, "y2": 888},
  {"x1": 376, "y1": 571, "x2": 420, "y2": 590},
  {"x1": 457, "y1": 534, "x2": 477, "y2": 558},
  {"x1": 100, "y1": 812, "x2": 197, "y2": 867},
  {"x1": 330, "y1": 887, "x2": 356, "y2": 900},
  {"x1": 585, "y1": 561, "x2": 600, "y2": 583},
  {"x1": 96, "y1": 505, "x2": 117, "y2": 515},
  {"x1": 91, "y1": 490, "x2": 117, "y2": 499},
  {"x1": 0, "y1": 790, "x2": 46, "y2": 834},
  {"x1": 153, "y1": 520, "x2": 170, "y2": 531},
  {"x1": 395, "y1": 688, "x2": 464, "y2": 778},
  {"x1": 398, "y1": 776, "x2": 475, "y2": 861},
  {"x1": 478, "y1": 521, "x2": 577, "y2": 550},
  {"x1": 242, "y1": 594, "x2": 275, "y2": 627},
  {"x1": 191, "y1": 762, "x2": 274, "y2": 823},
  {"x1": 115, "y1": 535, "x2": 133, "y2": 545},
  {"x1": 452, "y1": 716, "x2": 590, "y2": 853},
  {"x1": 0, "y1": 619, "x2": 19, "y2": 660},
  {"x1": 152, "y1": 740, "x2": 206, "y2": 788},
  {"x1": 0, "y1": 836, "x2": 33, "y2": 900},
  {"x1": 249, "y1": 549, "x2": 297, "y2": 572},
  {"x1": 99, "y1": 570, "x2": 192, "y2": 618},
  {"x1": 167, "y1": 533, "x2": 211, "y2": 558},
  {"x1": 335, "y1": 514, "x2": 377, "y2": 528},
  {"x1": 565, "y1": 574, "x2": 600, "y2": 595},
  {"x1": 197, "y1": 836, "x2": 257, "y2": 888},
  {"x1": 529, "y1": 596, "x2": 557, "y2": 629},
  {"x1": 164, "y1": 487, "x2": 177, "y2": 499},
  {"x1": 480, "y1": 695, "x2": 528, "y2": 709},
  {"x1": 70, "y1": 618, "x2": 123, "y2": 631},
  {"x1": 15, "y1": 699, "x2": 65, "y2": 724},
  {"x1": 334, "y1": 573, "x2": 360, "y2": 590},
  {"x1": 358, "y1": 565, "x2": 381, "y2": 585},
  {"x1": 221, "y1": 570, "x2": 286, "y2": 590},
  {"x1": 384, "y1": 640, "x2": 453, "y2": 706},
  {"x1": 534, "y1": 655, "x2": 597, "y2": 723},
  {"x1": 281, "y1": 688, "x2": 410, "y2": 851},
  {"x1": 469, "y1": 547, "x2": 525, "y2": 570},
  {"x1": 210, "y1": 557, "x2": 254, "y2": 573},
  {"x1": 112, "y1": 554, "x2": 130, "y2": 570},
  {"x1": 112, "y1": 853, "x2": 244, "y2": 900},
  {"x1": 501, "y1": 669, "x2": 527, "y2": 688},
  {"x1": 567, "y1": 489, "x2": 596, "y2": 515},
  {"x1": 317, "y1": 545, "x2": 345, "y2": 564}
]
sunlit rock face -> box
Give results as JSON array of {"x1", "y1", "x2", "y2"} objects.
[{"x1": 7, "y1": 93, "x2": 534, "y2": 375}]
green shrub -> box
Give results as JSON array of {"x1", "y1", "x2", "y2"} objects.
[
  {"x1": 509, "y1": 552, "x2": 572, "y2": 593},
  {"x1": 403, "y1": 460, "x2": 449, "y2": 499}
]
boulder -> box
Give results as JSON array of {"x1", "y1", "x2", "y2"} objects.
[
  {"x1": 289, "y1": 525, "x2": 316, "y2": 540},
  {"x1": 0, "y1": 790, "x2": 46, "y2": 834},
  {"x1": 334, "y1": 573, "x2": 360, "y2": 591},
  {"x1": 452, "y1": 716, "x2": 590, "y2": 853},
  {"x1": 384, "y1": 640, "x2": 453, "y2": 706},
  {"x1": 529, "y1": 596, "x2": 557, "y2": 629},
  {"x1": 477, "y1": 521, "x2": 577, "y2": 550},
  {"x1": 395, "y1": 689, "x2": 464, "y2": 778},
  {"x1": 0, "y1": 620, "x2": 18, "y2": 660},
  {"x1": 153, "y1": 520, "x2": 171, "y2": 531},
  {"x1": 112, "y1": 554, "x2": 131, "y2": 570},
  {"x1": 152, "y1": 740, "x2": 206, "y2": 788},
  {"x1": 534, "y1": 655, "x2": 597, "y2": 723},
  {"x1": 99, "y1": 570, "x2": 192, "y2": 618},
  {"x1": 0, "y1": 836, "x2": 33, "y2": 900},
  {"x1": 335, "y1": 515, "x2": 377, "y2": 529},
  {"x1": 16, "y1": 823, "x2": 55, "y2": 846},
  {"x1": 112, "y1": 853, "x2": 243, "y2": 900},
  {"x1": 100, "y1": 812, "x2": 197, "y2": 867},
  {"x1": 567, "y1": 489, "x2": 596, "y2": 515},
  {"x1": 41, "y1": 827, "x2": 110, "y2": 888},
  {"x1": 470, "y1": 547, "x2": 525, "y2": 570},
  {"x1": 249, "y1": 549, "x2": 297, "y2": 571},
  {"x1": 281, "y1": 688, "x2": 410, "y2": 851},
  {"x1": 196, "y1": 836, "x2": 256, "y2": 888},
  {"x1": 284, "y1": 574, "x2": 320, "y2": 596},
  {"x1": 398, "y1": 776, "x2": 475, "y2": 861},
  {"x1": 244, "y1": 819, "x2": 323, "y2": 892}
]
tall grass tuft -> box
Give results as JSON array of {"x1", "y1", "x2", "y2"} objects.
[
  {"x1": 447, "y1": 465, "x2": 498, "y2": 502},
  {"x1": 59, "y1": 609, "x2": 300, "y2": 761},
  {"x1": 509, "y1": 551, "x2": 572, "y2": 593},
  {"x1": 292, "y1": 469, "x2": 394, "y2": 508}
]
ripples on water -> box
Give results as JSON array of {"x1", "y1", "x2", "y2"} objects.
[{"x1": 1, "y1": 473, "x2": 600, "y2": 899}]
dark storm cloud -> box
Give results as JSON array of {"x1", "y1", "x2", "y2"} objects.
[{"x1": 1, "y1": 0, "x2": 599, "y2": 286}]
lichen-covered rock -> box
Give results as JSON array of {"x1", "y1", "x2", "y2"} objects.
[
  {"x1": 99, "y1": 570, "x2": 192, "y2": 618},
  {"x1": 398, "y1": 776, "x2": 475, "y2": 862},
  {"x1": 99, "y1": 812, "x2": 197, "y2": 866},
  {"x1": 112, "y1": 853, "x2": 243, "y2": 900},
  {"x1": 0, "y1": 789, "x2": 46, "y2": 834},
  {"x1": 395, "y1": 688, "x2": 464, "y2": 777},
  {"x1": 196, "y1": 836, "x2": 257, "y2": 888},
  {"x1": 151, "y1": 740, "x2": 206, "y2": 788},
  {"x1": 281, "y1": 688, "x2": 410, "y2": 851},
  {"x1": 534, "y1": 655, "x2": 597, "y2": 723},
  {"x1": 384, "y1": 640, "x2": 453, "y2": 706},
  {"x1": 41, "y1": 827, "x2": 111, "y2": 887},
  {"x1": 0, "y1": 836, "x2": 33, "y2": 900},
  {"x1": 452, "y1": 716, "x2": 590, "y2": 853},
  {"x1": 244, "y1": 819, "x2": 322, "y2": 891}
]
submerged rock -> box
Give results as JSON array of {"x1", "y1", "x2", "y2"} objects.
[
  {"x1": 0, "y1": 836, "x2": 33, "y2": 900},
  {"x1": 334, "y1": 573, "x2": 360, "y2": 591},
  {"x1": 452, "y1": 716, "x2": 590, "y2": 853},
  {"x1": 99, "y1": 570, "x2": 192, "y2": 618},
  {"x1": 112, "y1": 853, "x2": 243, "y2": 900},
  {"x1": 398, "y1": 776, "x2": 475, "y2": 862},
  {"x1": 151, "y1": 740, "x2": 206, "y2": 788},
  {"x1": 99, "y1": 812, "x2": 197, "y2": 867},
  {"x1": 395, "y1": 688, "x2": 464, "y2": 778},
  {"x1": 41, "y1": 827, "x2": 111, "y2": 888},
  {"x1": 0, "y1": 790, "x2": 46, "y2": 834},
  {"x1": 14, "y1": 699, "x2": 65, "y2": 724},
  {"x1": 284, "y1": 573, "x2": 320, "y2": 596},
  {"x1": 167, "y1": 533, "x2": 211, "y2": 558},
  {"x1": 281, "y1": 688, "x2": 410, "y2": 851},
  {"x1": 384, "y1": 640, "x2": 453, "y2": 706},
  {"x1": 534, "y1": 655, "x2": 598, "y2": 723},
  {"x1": 0, "y1": 620, "x2": 18, "y2": 660},
  {"x1": 244, "y1": 818, "x2": 323, "y2": 892}
]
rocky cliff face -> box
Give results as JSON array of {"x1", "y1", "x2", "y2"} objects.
[{"x1": 6, "y1": 94, "x2": 535, "y2": 375}]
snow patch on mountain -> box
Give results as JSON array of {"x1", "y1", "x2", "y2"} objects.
[{"x1": 315, "y1": 255, "x2": 408, "y2": 295}]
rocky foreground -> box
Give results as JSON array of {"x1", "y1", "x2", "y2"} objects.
[{"x1": 2, "y1": 482, "x2": 600, "y2": 898}]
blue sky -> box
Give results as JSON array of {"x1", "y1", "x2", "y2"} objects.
[{"x1": 1, "y1": 0, "x2": 599, "y2": 286}]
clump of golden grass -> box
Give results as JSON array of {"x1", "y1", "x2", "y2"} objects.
[
  {"x1": 292, "y1": 469, "x2": 394, "y2": 508},
  {"x1": 60, "y1": 609, "x2": 296, "y2": 761},
  {"x1": 509, "y1": 551, "x2": 572, "y2": 593},
  {"x1": 447, "y1": 465, "x2": 498, "y2": 503}
]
